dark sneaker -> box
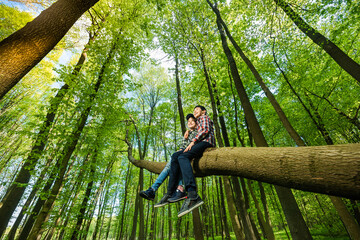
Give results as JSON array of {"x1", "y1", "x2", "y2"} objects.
[
  {"x1": 154, "y1": 193, "x2": 172, "y2": 208},
  {"x1": 168, "y1": 189, "x2": 187, "y2": 203},
  {"x1": 177, "y1": 196, "x2": 204, "y2": 217},
  {"x1": 139, "y1": 187, "x2": 155, "y2": 201}
]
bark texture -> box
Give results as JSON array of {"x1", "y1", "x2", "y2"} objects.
[
  {"x1": 0, "y1": 0, "x2": 99, "y2": 99},
  {"x1": 128, "y1": 143, "x2": 360, "y2": 199}
]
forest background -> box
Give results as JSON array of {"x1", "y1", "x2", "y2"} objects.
[{"x1": 0, "y1": 0, "x2": 359, "y2": 239}]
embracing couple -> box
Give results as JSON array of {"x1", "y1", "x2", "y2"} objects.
[{"x1": 140, "y1": 105, "x2": 215, "y2": 217}]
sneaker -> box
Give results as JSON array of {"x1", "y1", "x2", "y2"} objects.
[
  {"x1": 168, "y1": 189, "x2": 187, "y2": 203},
  {"x1": 177, "y1": 195, "x2": 204, "y2": 217},
  {"x1": 154, "y1": 193, "x2": 172, "y2": 208},
  {"x1": 139, "y1": 187, "x2": 155, "y2": 201}
]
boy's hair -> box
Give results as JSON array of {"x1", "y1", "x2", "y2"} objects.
[
  {"x1": 194, "y1": 105, "x2": 206, "y2": 111},
  {"x1": 186, "y1": 113, "x2": 196, "y2": 121}
]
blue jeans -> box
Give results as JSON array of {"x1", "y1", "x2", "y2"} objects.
[
  {"x1": 167, "y1": 142, "x2": 211, "y2": 193},
  {"x1": 151, "y1": 155, "x2": 183, "y2": 191}
]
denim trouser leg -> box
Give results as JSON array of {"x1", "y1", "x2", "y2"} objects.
[
  {"x1": 167, "y1": 150, "x2": 184, "y2": 194},
  {"x1": 178, "y1": 142, "x2": 211, "y2": 192},
  {"x1": 151, "y1": 161, "x2": 171, "y2": 191}
]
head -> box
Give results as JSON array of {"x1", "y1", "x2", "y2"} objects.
[
  {"x1": 186, "y1": 113, "x2": 197, "y2": 130},
  {"x1": 193, "y1": 105, "x2": 206, "y2": 118}
]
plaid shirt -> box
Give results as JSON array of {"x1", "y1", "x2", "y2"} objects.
[
  {"x1": 192, "y1": 115, "x2": 216, "y2": 147},
  {"x1": 180, "y1": 130, "x2": 198, "y2": 150}
]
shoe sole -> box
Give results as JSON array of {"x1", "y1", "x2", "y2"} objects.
[
  {"x1": 154, "y1": 202, "x2": 169, "y2": 208},
  {"x1": 139, "y1": 192, "x2": 154, "y2": 201},
  {"x1": 177, "y1": 200, "x2": 204, "y2": 217},
  {"x1": 168, "y1": 196, "x2": 187, "y2": 203}
]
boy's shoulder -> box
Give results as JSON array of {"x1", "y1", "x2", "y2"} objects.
[{"x1": 197, "y1": 115, "x2": 211, "y2": 121}]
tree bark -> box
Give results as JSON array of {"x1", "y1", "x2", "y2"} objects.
[
  {"x1": 218, "y1": 177, "x2": 231, "y2": 240},
  {"x1": 274, "y1": 0, "x2": 360, "y2": 83},
  {"x1": 247, "y1": 180, "x2": 275, "y2": 240},
  {"x1": 117, "y1": 164, "x2": 132, "y2": 240},
  {"x1": 223, "y1": 176, "x2": 245, "y2": 240},
  {"x1": 230, "y1": 176, "x2": 257, "y2": 240},
  {"x1": 174, "y1": 49, "x2": 186, "y2": 135},
  {"x1": 70, "y1": 155, "x2": 96, "y2": 240},
  {"x1": 0, "y1": 0, "x2": 99, "y2": 99}
]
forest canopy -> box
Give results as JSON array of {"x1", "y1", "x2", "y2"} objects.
[{"x1": 0, "y1": 0, "x2": 359, "y2": 239}]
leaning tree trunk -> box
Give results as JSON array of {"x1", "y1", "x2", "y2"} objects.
[
  {"x1": 117, "y1": 165, "x2": 132, "y2": 240},
  {"x1": 208, "y1": 1, "x2": 305, "y2": 145},
  {"x1": 0, "y1": 43, "x2": 89, "y2": 237},
  {"x1": 174, "y1": 47, "x2": 186, "y2": 135},
  {"x1": 247, "y1": 180, "x2": 275, "y2": 240},
  {"x1": 70, "y1": 156, "x2": 97, "y2": 240},
  {"x1": 5, "y1": 158, "x2": 53, "y2": 240},
  {"x1": 201, "y1": 56, "x2": 243, "y2": 239},
  {"x1": 273, "y1": 0, "x2": 360, "y2": 83},
  {"x1": 0, "y1": 0, "x2": 99, "y2": 99},
  {"x1": 218, "y1": 177, "x2": 231, "y2": 240},
  {"x1": 211, "y1": 5, "x2": 313, "y2": 239}
]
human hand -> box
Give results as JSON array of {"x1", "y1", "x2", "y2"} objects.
[
  {"x1": 184, "y1": 142, "x2": 195, "y2": 152},
  {"x1": 184, "y1": 130, "x2": 189, "y2": 139}
]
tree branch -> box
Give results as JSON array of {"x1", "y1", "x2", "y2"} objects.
[{"x1": 127, "y1": 144, "x2": 360, "y2": 200}]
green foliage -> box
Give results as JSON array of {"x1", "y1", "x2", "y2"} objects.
[{"x1": 0, "y1": 4, "x2": 33, "y2": 41}]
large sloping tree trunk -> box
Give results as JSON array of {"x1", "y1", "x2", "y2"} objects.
[
  {"x1": 0, "y1": 0, "x2": 99, "y2": 99},
  {"x1": 127, "y1": 143, "x2": 360, "y2": 198}
]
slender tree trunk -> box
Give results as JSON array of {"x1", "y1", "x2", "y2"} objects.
[
  {"x1": 174, "y1": 48, "x2": 186, "y2": 135},
  {"x1": 199, "y1": 49, "x2": 223, "y2": 146},
  {"x1": 223, "y1": 176, "x2": 245, "y2": 240},
  {"x1": 118, "y1": 164, "x2": 132, "y2": 240},
  {"x1": 192, "y1": 208, "x2": 205, "y2": 240},
  {"x1": 269, "y1": 185, "x2": 291, "y2": 239},
  {"x1": 274, "y1": 0, "x2": 360, "y2": 83},
  {"x1": 247, "y1": 180, "x2": 275, "y2": 240},
  {"x1": 138, "y1": 168, "x2": 145, "y2": 239},
  {"x1": 350, "y1": 200, "x2": 360, "y2": 225},
  {"x1": 329, "y1": 197, "x2": 360, "y2": 239},
  {"x1": 212, "y1": 8, "x2": 313, "y2": 239},
  {"x1": 130, "y1": 180, "x2": 141, "y2": 240},
  {"x1": 259, "y1": 182, "x2": 271, "y2": 227},
  {"x1": 211, "y1": 77, "x2": 246, "y2": 240},
  {"x1": 5, "y1": 157, "x2": 53, "y2": 240},
  {"x1": 0, "y1": 0, "x2": 99, "y2": 99},
  {"x1": 230, "y1": 176, "x2": 257, "y2": 240},
  {"x1": 218, "y1": 177, "x2": 231, "y2": 240},
  {"x1": 92, "y1": 180, "x2": 110, "y2": 240},
  {"x1": 17, "y1": 168, "x2": 57, "y2": 240},
  {"x1": 240, "y1": 178, "x2": 262, "y2": 240},
  {"x1": 70, "y1": 156, "x2": 96, "y2": 240}
]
